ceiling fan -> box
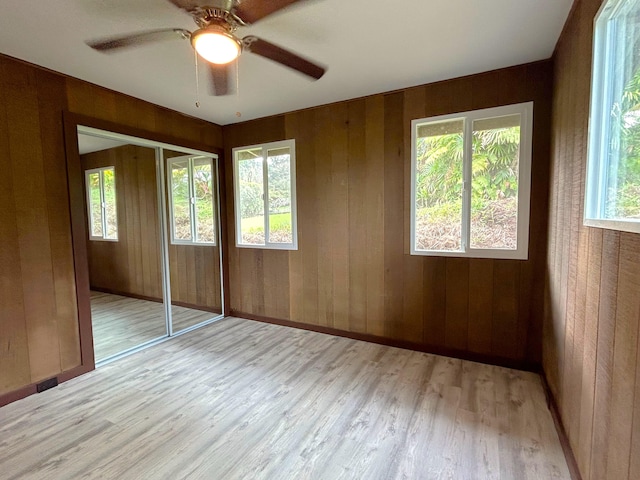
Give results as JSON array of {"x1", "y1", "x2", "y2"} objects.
[{"x1": 86, "y1": 0, "x2": 326, "y2": 96}]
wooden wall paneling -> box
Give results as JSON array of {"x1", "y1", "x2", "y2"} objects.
[
  {"x1": 186, "y1": 247, "x2": 197, "y2": 305},
  {"x1": 148, "y1": 158, "x2": 162, "y2": 299},
  {"x1": 523, "y1": 61, "x2": 554, "y2": 364},
  {"x1": 132, "y1": 154, "x2": 145, "y2": 294},
  {"x1": 313, "y1": 105, "x2": 335, "y2": 328},
  {"x1": 445, "y1": 258, "x2": 470, "y2": 351},
  {"x1": 61, "y1": 111, "x2": 95, "y2": 376},
  {"x1": 422, "y1": 257, "x2": 447, "y2": 346},
  {"x1": 401, "y1": 87, "x2": 425, "y2": 344},
  {"x1": 558, "y1": 10, "x2": 579, "y2": 416},
  {"x1": 605, "y1": 233, "x2": 640, "y2": 479},
  {"x1": 420, "y1": 80, "x2": 452, "y2": 348},
  {"x1": 262, "y1": 250, "x2": 289, "y2": 320},
  {"x1": 362, "y1": 95, "x2": 385, "y2": 336},
  {"x1": 293, "y1": 109, "x2": 320, "y2": 326},
  {"x1": 137, "y1": 155, "x2": 152, "y2": 297},
  {"x1": 35, "y1": 68, "x2": 81, "y2": 371},
  {"x1": 277, "y1": 114, "x2": 302, "y2": 324},
  {"x1": 382, "y1": 92, "x2": 405, "y2": 339},
  {"x1": 630, "y1": 323, "x2": 640, "y2": 480},
  {"x1": 467, "y1": 259, "x2": 494, "y2": 355},
  {"x1": 194, "y1": 247, "x2": 206, "y2": 307},
  {"x1": 566, "y1": 17, "x2": 591, "y2": 443},
  {"x1": 0, "y1": 59, "x2": 31, "y2": 394},
  {"x1": 3, "y1": 59, "x2": 62, "y2": 383},
  {"x1": 66, "y1": 79, "x2": 224, "y2": 149},
  {"x1": 364, "y1": 96, "x2": 386, "y2": 337},
  {"x1": 329, "y1": 103, "x2": 350, "y2": 332},
  {"x1": 252, "y1": 249, "x2": 265, "y2": 316},
  {"x1": 545, "y1": 2, "x2": 640, "y2": 480},
  {"x1": 65, "y1": 78, "x2": 118, "y2": 124},
  {"x1": 225, "y1": 61, "x2": 553, "y2": 367},
  {"x1": 589, "y1": 230, "x2": 619, "y2": 480},
  {"x1": 578, "y1": 228, "x2": 602, "y2": 479},
  {"x1": 347, "y1": 99, "x2": 367, "y2": 334},
  {"x1": 491, "y1": 261, "x2": 520, "y2": 359}
]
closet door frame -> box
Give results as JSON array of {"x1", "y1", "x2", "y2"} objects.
[{"x1": 64, "y1": 112, "x2": 228, "y2": 373}]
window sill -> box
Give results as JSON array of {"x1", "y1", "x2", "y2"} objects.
[{"x1": 583, "y1": 218, "x2": 640, "y2": 235}]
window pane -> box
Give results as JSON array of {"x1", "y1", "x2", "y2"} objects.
[
  {"x1": 102, "y1": 168, "x2": 118, "y2": 240},
  {"x1": 267, "y1": 147, "x2": 293, "y2": 244},
  {"x1": 414, "y1": 119, "x2": 464, "y2": 251},
  {"x1": 193, "y1": 158, "x2": 215, "y2": 244},
  {"x1": 88, "y1": 172, "x2": 103, "y2": 237},
  {"x1": 470, "y1": 114, "x2": 521, "y2": 250},
  {"x1": 604, "y1": 2, "x2": 640, "y2": 220},
  {"x1": 171, "y1": 160, "x2": 192, "y2": 241},
  {"x1": 237, "y1": 149, "x2": 265, "y2": 245}
]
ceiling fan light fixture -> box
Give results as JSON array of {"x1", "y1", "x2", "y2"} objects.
[{"x1": 191, "y1": 27, "x2": 240, "y2": 65}]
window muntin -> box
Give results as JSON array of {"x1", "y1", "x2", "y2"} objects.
[
  {"x1": 411, "y1": 102, "x2": 533, "y2": 259},
  {"x1": 585, "y1": 0, "x2": 640, "y2": 233},
  {"x1": 167, "y1": 155, "x2": 216, "y2": 245},
  {"x1": 233, "y1": 140, "x2": 297, "y2": 250},
  {"x1": 85, "y1": 166, "x2": 118, "y2": 241}
]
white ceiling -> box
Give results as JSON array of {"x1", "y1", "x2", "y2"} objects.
[
  {"x1": 77, "y1": 134, "x2": 128, "y2": 155},
  {"x1": 0, "y1": 0, "x2": 573, "y2": 126}
]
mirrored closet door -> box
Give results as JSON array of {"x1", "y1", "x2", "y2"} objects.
[{"x1": 77, "y1": 126, "x2": 224, "y2": 365}]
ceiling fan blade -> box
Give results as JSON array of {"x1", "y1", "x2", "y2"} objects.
[
  {"x1": 87, "y1": 29, "x2": 191, "y2": 52},
  {"x1": 234, "y1": 0, "x2": 305, "y2": 24},
  {"x1": 242, "y1": 36, "x2": 325, "y2": 80},
  {"x1": 208, "y1": 63, "x2": 232, "y2": 96},
  {"x1": 165, "y1": 0, "x2": 217, "y2": 12}
]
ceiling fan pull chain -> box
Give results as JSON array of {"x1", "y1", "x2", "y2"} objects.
[{"x1": 194, "y1": 49, "x2": 201, "y2": 108}]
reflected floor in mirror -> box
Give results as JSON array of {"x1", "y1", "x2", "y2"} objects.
[
  {"x1": 0, "y1": 317, "x2": 570, "y2": 479},
  {"x1": 91, "y1": 291, "x2": 216, "y2": 361}
]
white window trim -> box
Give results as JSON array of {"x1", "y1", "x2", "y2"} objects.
[
  {"x1": 85, "y1": 166, "x2": 118, "y2": 242},
  {"x1": 167, "y1": 155, "x2": 217, "y2": 246},
  {"x1": 410, "y1": 102, "x2": 533, "y2": 260},
  {"x1": 584, "y1": 0, "x2": 640, "y2": 234},
  {"x1": 233, "y1": 139, "x2": 298, "y2": 250}
]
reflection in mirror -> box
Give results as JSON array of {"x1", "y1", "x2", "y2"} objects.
[
  {"x1": 164, "y1": 149, "x2": 222, "y2": 333},
  {"x1": 78, "y1": 133, "x2": 167, "y2": 362},
  {"x1": 77, "y1": 127, "x2": 224, "y2": 365}
]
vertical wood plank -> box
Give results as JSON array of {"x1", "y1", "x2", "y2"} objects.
[
  {"x1": 605, "y1": 234, "x2": 640, "y2": 479},
  {"x1": 3, "y1": 60, "x2": 62, "y2": 383},
  {"x1": 589, "y1": 230, "x2": 619, "y2": 480},
  {"x1": 330, "y1": 103, "x2": 350, "y2": 331},
  {"x1": 383, "y1": 92, "x2": 405, "y2": 339},
  {"x1": 468, "y1": 259, "x2": 493, "y2": 355},
  {"x1": 445, "y1": 258, "x2": 469, "y2": 351},
  {"x1": 364, "y1": 96, "x2": 386, "y2": 337},
  {"x1": 36, "y1": 68, "x2": 81, "y2": 371},
  {"x1": 0, "y1": 58, "x2": 30, "y2": 394},
  {"x1": 491, "y1": 261, "x2": 520, "y2": 359},
  {"x1": 347, "y1": 100, "x2": 367, "y2": 333}
]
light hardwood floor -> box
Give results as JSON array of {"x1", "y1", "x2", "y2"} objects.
[
  {"x1": 0, "y1": 317, "x2": 570, "y2": 479},
  {"x1": 91, "y1": 291, "x2": 218, "y2": 361}
]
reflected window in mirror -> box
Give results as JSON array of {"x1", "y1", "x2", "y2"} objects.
[
  {"x1": 85, "y1": 166, "x2": 118, "y2": 241},
  {"x1": 167, "y1": 155, "x2": 216, "y2": 245}
]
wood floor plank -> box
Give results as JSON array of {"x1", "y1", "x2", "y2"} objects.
[
  {"x1": 0, "y1": 317, "x2": 571, "y2": 479},
  {"x1": 90, "y1": 291, "x2": 218, "y2": 361}
]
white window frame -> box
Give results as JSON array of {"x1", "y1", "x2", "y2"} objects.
[
  {"x1": 233, "y1": 139, "x2": 298, "y2": 250},
  {"x1": 167, "y1": 155, "x2": 217, "y2": 246},
  {"x1": 410, "y1": 102, "x2": 533, "y2": 260},
  {"x1": 584, "y1": 0, "x2": 640, "y2": 234},
  {"x1": 85, "y1": 166, "x2": 118, "y2": 242}
]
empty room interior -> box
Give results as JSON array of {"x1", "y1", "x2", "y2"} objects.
[{"x1": 0, "y1": 0, "x2": 639, "y2": 479}]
